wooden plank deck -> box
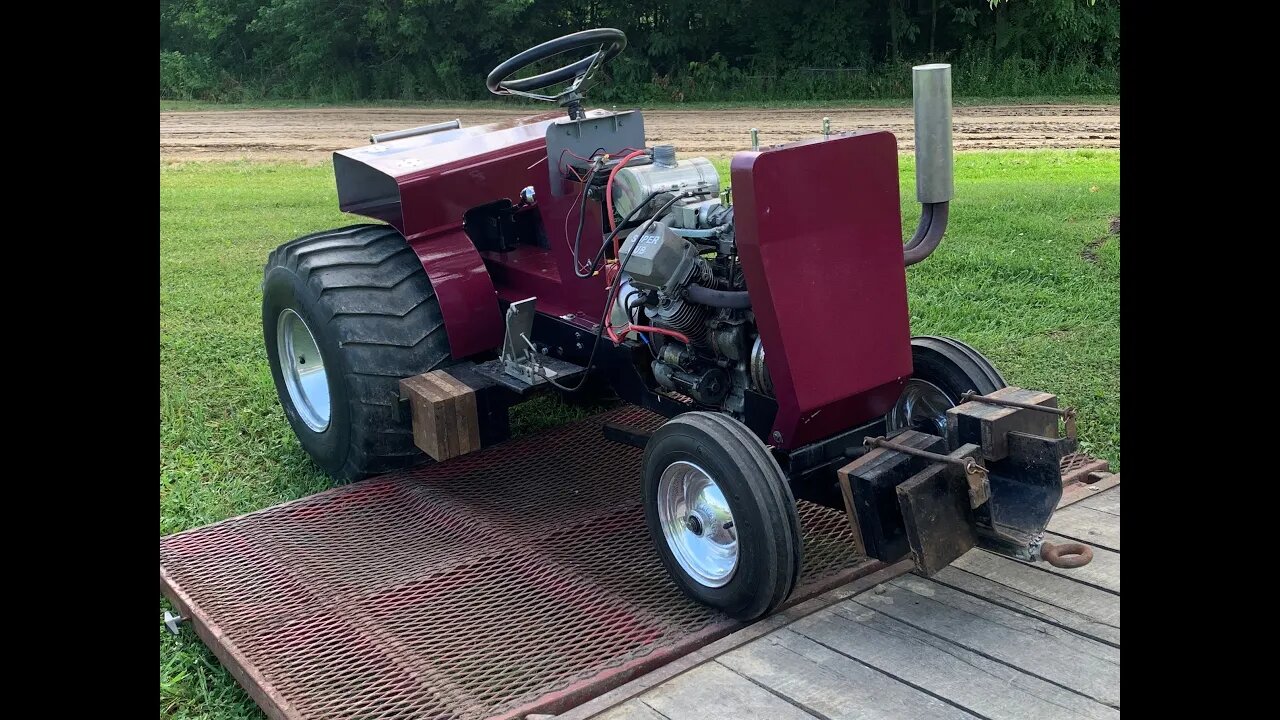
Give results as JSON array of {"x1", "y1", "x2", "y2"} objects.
[{"x1": 571, "y1": 484, "x2": 1121, "y2": 720}]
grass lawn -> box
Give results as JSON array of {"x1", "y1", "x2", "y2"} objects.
[{"x1": 159, "y1": 148, "x2": 1119, "y2": 719}]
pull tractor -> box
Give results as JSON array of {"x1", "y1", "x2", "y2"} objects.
[{"x1": 263, "y1": 29, "x2": 1095, "y2": 621}]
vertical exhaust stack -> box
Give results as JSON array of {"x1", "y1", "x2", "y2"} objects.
[
  {"x1": 913, "y1": 64, "x2": 954, "y2": 205},
  {"x1": 904, "y1": 63, "x2": 954, "y2": 266}
]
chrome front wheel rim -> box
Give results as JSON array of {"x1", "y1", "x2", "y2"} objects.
[
  {"x1": 657, "y1": 461, "x2": 739, "y2": 587},
  {"x1": 276, "y1": 308, "x2": 331, "y2": 433}
]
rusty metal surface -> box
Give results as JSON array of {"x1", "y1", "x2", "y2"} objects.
[
  {"x1": 1059, "y1": 453, "x2": 1111, "y2": 486},
  {"x1": 160, "y1": 406, "x2": 882, "y2": 720},
  {"x1": 161, "y1": 407, "x2": 1111, "y2": 720},
  {"x1": 864, "y1": 436, "x2": 988, "y2": 478},
  {"x1": 1057, "y1": 456, "x2": 1114, "y2": 509}
]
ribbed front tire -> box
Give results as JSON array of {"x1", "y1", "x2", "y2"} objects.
[
  {"x1": 643, "y1": 412, "x2": 803, "y2": 621},
  {"x1": 262, "y1": 224, "x2": 452, "y2": 482}
]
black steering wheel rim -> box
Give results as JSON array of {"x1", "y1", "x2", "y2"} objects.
[{"x1": 486, "y1": 28, "x2": 627, "y2": 96}]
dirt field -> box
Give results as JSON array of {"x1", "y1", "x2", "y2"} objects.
[{"x1": 160, "y1": 104, "x2": 1118, "y2": 162}]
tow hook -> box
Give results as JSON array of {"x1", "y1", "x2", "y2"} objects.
[{"x1": 1041, "y1": 540, "x2": 1093, "y2": 568}]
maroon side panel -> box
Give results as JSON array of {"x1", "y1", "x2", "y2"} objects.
[
  {"x1": 335, "y1": 111, "x2": 564, "y2": 237},
  {"x1": 394, "y1": 142, "x2": 611, "y2": 350},
  {"x1": 475, "y1": 143, "x2": 611, "y2": 324},
  {"x1": 397, "y1": 140, "x2": 546, "y2": 237},
  {"x1": 731, "y1": 131, "x2": 912, "y2": 448}
]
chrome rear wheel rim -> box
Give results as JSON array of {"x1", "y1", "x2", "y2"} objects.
[
  {"x1": 886, "y1": 378, "x2": 953, "y2": 437},
  {"x1": 276, "y1": 308, "x2": 331, "y2": 432}
]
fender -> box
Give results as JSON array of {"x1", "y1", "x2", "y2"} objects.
[{"x1": 402, "y1": 228, "x2": 504, "y2": 359}]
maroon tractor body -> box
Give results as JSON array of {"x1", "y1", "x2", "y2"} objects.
[
  {"x1": 334, "y1": 115, "x2": 913, "y2": 451},
  {"x1": 261, "y1": 29, "x2": 1095, "y2": 621}
]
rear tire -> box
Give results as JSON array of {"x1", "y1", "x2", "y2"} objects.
[
  {"x1": 887, "y1": 335, "x2": 1006, "y2": 436},
  {"x1": 263, "y1": 224, "x2": 453, "y2": 482},
  {"x1": 643, "y1": 412, "x2": 802, "y2": 621}
]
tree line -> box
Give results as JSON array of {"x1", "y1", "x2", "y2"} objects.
[{"x1": 160, "y1": 0, "x2": 1119, "y2": 103}]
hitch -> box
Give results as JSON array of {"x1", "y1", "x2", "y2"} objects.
[
  {"x1": 1041, "y1": 540, "x2": 1093, "y2": 568},
  {"x1": 838, "y1": 387, "x2": 1092, "y2": 576}
]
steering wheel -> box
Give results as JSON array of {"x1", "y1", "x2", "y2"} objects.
[{"x1": 486, "y1": 28, "x2": 627, "y2": 118}]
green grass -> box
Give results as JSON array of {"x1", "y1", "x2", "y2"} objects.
[
  {"x1": 159, "y1": 149, "x2": 1118, "y2": 718},
  {"x1": 160, "y1": 94, "x2": 1118, "y2": 113}
]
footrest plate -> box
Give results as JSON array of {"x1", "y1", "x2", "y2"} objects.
[{"x1": 472, "y1": 356, "x2": 586, "y2": 394}]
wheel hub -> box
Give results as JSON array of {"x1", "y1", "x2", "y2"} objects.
[
  {"x1": 276, "y1": 308, "x2": 331, "y2": 433},
  {"x1": 684, "y1": 514, "x2": 704, "y2": 536},
  {"x1": 886, "y1": 378, "x2": 954, "y2": 436},
  {"x1": 657, "y1": 461, "x2": 738, "y2": 587}
]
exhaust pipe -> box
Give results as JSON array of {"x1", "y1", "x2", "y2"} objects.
[{"x1": 904, "y1": 63, "x2": 953, "y2": 267}]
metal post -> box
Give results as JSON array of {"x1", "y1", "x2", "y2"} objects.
[
  {"x1": 163, "y1": 610, "x2": 187, "y2": 635},
  {"x1": 959, "y1": 391, "x2": 1077, "y2": 440},
  {"x1": 750, "y1": 128, "x2": 759, "y2": 151}
]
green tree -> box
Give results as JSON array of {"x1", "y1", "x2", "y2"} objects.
[{"x1": 159, "y1": 0, "x2": 1120, "y2": 102}]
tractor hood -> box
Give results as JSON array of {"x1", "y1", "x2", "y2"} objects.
[{"x1": 332, "y1": 110, "x2": 563, "y2": 236}]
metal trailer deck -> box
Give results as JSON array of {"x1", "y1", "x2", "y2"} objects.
[{"x1": 159, "y1": 406, "x2": 1111, "y2": 720}]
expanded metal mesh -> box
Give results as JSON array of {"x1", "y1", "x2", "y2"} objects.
[{"x1": 161, "y1": 407, "x2": 1101, "y2": 720}]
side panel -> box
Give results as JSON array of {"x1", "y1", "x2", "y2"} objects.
[
  {"x1": 334, "y1": 110, "x2": 564, "y2": 232},
  {"x1": 731, "y1": 131, "x2": 912, "y2": 449}
]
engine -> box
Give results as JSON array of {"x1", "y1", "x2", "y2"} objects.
[{"x1": 610, "y1": 146, "x2": 771, "y2": 418}]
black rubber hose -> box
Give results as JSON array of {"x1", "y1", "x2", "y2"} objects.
[
  {"x1": 904, "y1": 202, "x2": 949, "y2": 267},
  {"x1": 687, "y1": 284, "x2": 752, "y2": 309}
]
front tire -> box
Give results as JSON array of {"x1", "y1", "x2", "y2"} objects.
[
  {"x1": 643, "y1": 412, "x2": 802, "y2": 621},
  {"x1": 263, "y1": 224, "x2": 453, "y2": 482}
]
